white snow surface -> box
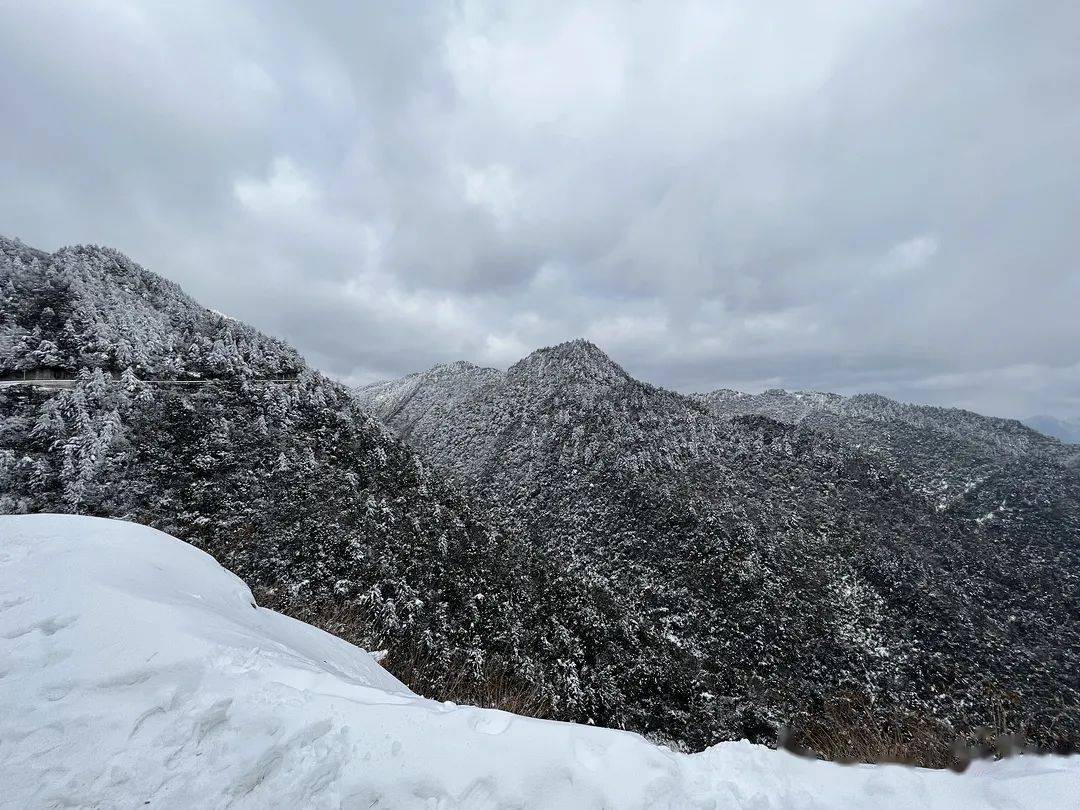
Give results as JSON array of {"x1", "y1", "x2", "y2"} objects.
[{"x1": 1, "y1": 515, "x2": 1076, "y2": 809}]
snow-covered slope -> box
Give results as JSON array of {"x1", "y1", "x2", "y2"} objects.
[{"x1": 2, "y1": 515, "x2": 1076, "y2": 809}]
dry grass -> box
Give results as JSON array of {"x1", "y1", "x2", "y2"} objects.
[
  {"x1": 379, "y1": 643, "x2": 552, "y2": 718},
  {"x1": 251, "y1": 588, "x2": 551, "y2": 719},
  {"x1": 780, "y1": 690, "x2": 1041, "y2": 770}
]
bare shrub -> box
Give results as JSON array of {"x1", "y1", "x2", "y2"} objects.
[
  {"x1": 781, "y1": 692, "x2": 961, "y2": 768},
  {"x1": 379, "y1": 643, "x2": 552, "y2": 718}
]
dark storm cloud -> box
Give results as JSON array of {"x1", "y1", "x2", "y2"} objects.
[{"x1": 2, "y1": 1, "x2": 1078, "y2": 418}]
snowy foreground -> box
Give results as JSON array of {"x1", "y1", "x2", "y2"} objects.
[{"x1": 1, "y1": 515, "x2": 1076, "y2": 809}]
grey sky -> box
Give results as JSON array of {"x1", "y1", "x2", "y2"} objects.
[{"x1": 2, "y1": 1, "x2": 1078, "y2": 418}]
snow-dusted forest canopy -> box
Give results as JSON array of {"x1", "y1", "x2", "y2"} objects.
[
  {"x1": 0, "y1": 237, "x2": 303, "y2": 379},
  {"x1": 359, "y1": 341, "x2": 1080, "y2": 755},
  {"x1": 694, "y1": 387, "x2": 1080, "y2": 555}
]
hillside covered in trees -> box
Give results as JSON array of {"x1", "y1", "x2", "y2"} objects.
[
  {"x1": 694, "y1": 387, "x2": 1080, "y2": 596},
  {"x1": 359, "y1": 341, "x2": 1080, "y2": 754},
  {"x1": 0, "y1": 238, "x2": 302, "y2": 380}
]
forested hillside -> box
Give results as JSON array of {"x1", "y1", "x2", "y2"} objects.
[
  {"x1": 694, "y1": 387, "x2": 1080, "y2": 597},
  {"x1": 0, "y1": 237, "x2": 302, "y2": 379},
  {"x1": 359, "y1": 340, "x2": 1080, "y2": 754}
]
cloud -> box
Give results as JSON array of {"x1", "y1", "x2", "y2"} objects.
[
  {"x1": 234, "y1": 157, "x2": 320, "y2": 215},
  {"x1": 877, "y1": 236, "x2": 939, "y2": 277},
  {"x1": 1, "y1": 1, "x2": 1078, "y2": 418},
  {"x1": 459, "y1": 163, "x2": 521, "y2": 227}
]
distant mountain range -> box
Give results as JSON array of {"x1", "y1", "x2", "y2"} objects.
[
  {"x1": 3, "y1": 235, "x2": 1078, "y2": 758},
  {"x1": 1025, "y1": 414, "x2": 1080, "y2": 444},
  {"x1": 692, "y1": 387, "x2": 1080, "y2": 555}
]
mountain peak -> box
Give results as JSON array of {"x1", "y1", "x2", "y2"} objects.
[
  {"x1": 540, "y1": 338, "x2": 613, "y2": 362},
  {"x1": 508, "y1": 339, "x2": 629, "y2": 386},
  {"x1": 426, "y1": 359, "x2": 486, "y2": 377},
  {"x1": 0, "y1": 234, "x2": 51, "y2": 264}
]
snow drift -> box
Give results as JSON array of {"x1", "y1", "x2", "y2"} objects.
[{"x1": 0, "y1": 515, "x2": 1076, "y2": 808}]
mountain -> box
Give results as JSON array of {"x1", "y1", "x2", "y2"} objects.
[
  {"x1": 358, "y1": 340, "x2": 1080, "y2": 753},
  {"x1": 10, "y1": 514, "x2": 1079, "y2": 809},
  {"x1": 0, "y1": 237, "x2": 304, "y2": 380},
  {"x1": 1026, "y1": 414, "x2": 1080, "y2": 445},
  {"x1": 0, "y1": 236, "x2": 617, "y2": 724},
  {"x1": 693, "y1": 388, "x2": 1080, "y2": 570},
  {"x1": 4, "y1": 235, "x2": 1077, "y2": 760},
  {"x1": 694, "y1": 388, "x2": 1077, "y2": 502}
]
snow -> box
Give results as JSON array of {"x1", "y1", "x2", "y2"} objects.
[{"x1": 1, "y1": 515, "x2": 1076, "y2": 809}]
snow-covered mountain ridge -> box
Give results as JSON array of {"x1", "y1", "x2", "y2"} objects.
[
  {"x1": 2, "y1": 514, "x2": 1077, "y2": 809},
  {"x1": 357, "y1": 341, "x2": 1080, "y2": 754},
  {"x1": 0, "y1": 236, "x2": 303, "y2": 380},
  {"x1": 693, "y1": 386, "x2": 1079, "y2": 550}
]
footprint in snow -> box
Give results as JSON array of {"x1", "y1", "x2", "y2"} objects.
[
  {"x1": 469, "y1": 711, "x2": 512, "y2": 736},
  {"x1": 3, "y1": 614, "x2": 78, "y2": 639}
]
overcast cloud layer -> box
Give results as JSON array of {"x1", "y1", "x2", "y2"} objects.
[{"x1": 2, "y1": 1, "x2": 1079, "y2": 418}]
